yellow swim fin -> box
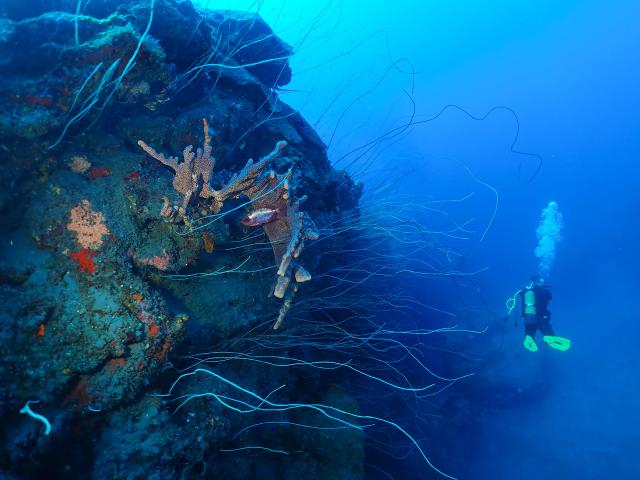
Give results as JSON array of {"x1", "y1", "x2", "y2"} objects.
[
  {"x1": 542, "y1": 335, "x2": 571, "y2": 351},
  {"x1": 523, "y1": 335, "x2": 538, "y2": 352}
]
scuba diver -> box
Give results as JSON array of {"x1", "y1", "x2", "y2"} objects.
[{"x1": 506, "y1": 276, "x2": 571, "y2": 352}]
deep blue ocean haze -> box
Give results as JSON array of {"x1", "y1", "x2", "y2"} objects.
[{"x1": 195, "y1": 1, "x2": 640, "y2": 477}]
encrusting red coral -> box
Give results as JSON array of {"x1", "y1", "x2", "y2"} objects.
[
  {"x1": 133, "y1": 249, "x2": 171, "y2": 271},
  {"x1": 153, "y1": 339, "x2": 171, "y2": 360},
  {"x1": 106, "y1": 358, "x2": 127, "y2": 373},
  {"x1": 86, "y1": 166, "x2": 112, "y2": 180},
  {"x1": 124, "y1": 170, "x2": 140, "y2": 181},
  {"x1": 147, "y1": 321, "x2": 160, "y2": 337},
  {"x1": 70, "y1": 248, "x2": 97, "y2": 274},
  {"x1": 64, "y1": 375, "x2": 94, "y2": 407}
]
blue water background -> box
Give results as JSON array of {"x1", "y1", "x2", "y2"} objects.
[{"x1": 201, "y1": 1, "x2": 640, "y2": 477}]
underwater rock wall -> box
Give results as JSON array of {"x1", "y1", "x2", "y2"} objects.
[{"x1": 0, "y1": 1, "x2": 363, "y2": 478}]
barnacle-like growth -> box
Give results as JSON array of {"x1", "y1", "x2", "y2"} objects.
[{"x1": 138, "y1": 119, "x2": 317, "y2": 329}]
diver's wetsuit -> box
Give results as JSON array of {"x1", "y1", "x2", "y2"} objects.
[{"x1": 522, "y1": 285, "x2": 555, "y2": 337}]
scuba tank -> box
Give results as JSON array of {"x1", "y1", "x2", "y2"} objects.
[{"x1": 523, "y1": 284, "x2": 536, "y2": 315}]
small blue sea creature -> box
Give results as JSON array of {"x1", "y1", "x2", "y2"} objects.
[{"x1": 19, "y1": 400, "x2": 51, "y2": 436}]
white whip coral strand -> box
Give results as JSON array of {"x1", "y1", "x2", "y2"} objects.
[{"x1": 19, "y1": 400, "x2": 51, "y2": 435}]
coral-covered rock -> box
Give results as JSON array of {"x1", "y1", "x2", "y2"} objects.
[{"x1": 0, "y1": 0, "x2": 362, "y2": 478}]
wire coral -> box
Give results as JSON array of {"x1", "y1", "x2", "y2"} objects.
[
  {"x1": 138, "y1": 119, "x2": 317, "y2": 329},
  {"x1": 67, "y1": 200, "x2": 110, "y2": 249}
]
